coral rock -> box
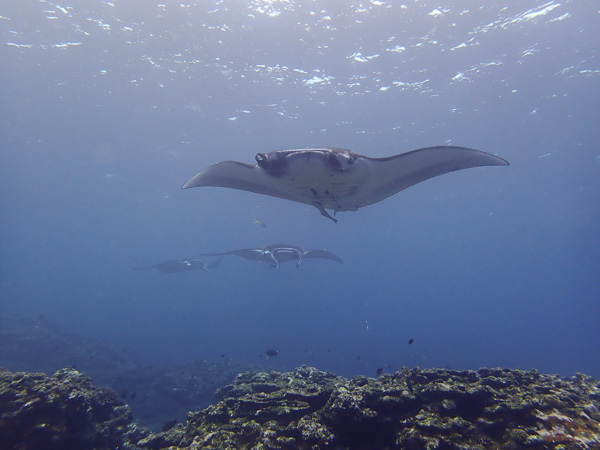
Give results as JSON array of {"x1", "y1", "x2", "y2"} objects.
[
  {"x1": 132, "y1": 365, "x2": 600, "y2": 449},
  {"x1": 0, "y1": 367, "x2": 132, "y2": 450}
]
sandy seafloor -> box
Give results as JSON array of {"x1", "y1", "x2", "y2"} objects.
[{"x1": 1, "y1": 0, "x2": 599, "y2": 422}]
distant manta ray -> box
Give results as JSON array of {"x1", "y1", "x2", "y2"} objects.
[
  {"x1": 132, "y1": 258, "x2": 221, "y2": 274},
  {"x1": 199, "y1": 245, "x2": 343, "y2": 268},
  {"x1": 182, "y1": 146, "x2": 509, "y2": 222}
]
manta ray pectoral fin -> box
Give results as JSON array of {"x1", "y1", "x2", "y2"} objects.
[
  {"x1": 206, "y1": 258, "x2": 221, "y2": 270},
  {"x1": 183, "y1": 161, "x2": 308, "y2": 204},
  {"x1": 304, "y1": 249, "x2": 344, "y2": 264},
  {"x1": 357, "y1": 146, "x2": 509, "y2": 208},
  {"x1": 199, "y1": 249, "x2": 265, "y2": 263},
  {"x1": 313, "y1": 202, "x2": 338, "y2": 223}
]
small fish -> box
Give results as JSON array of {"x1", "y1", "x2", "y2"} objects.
[
  {"x1": 120, "y1": 390, "x2": 128, "y2": 399},
  {"x1": 254, "y1": 219, "x2": 267, "y2": 228},
  {"x1": 266, "y1": 348, "x2": 278, "y2": 358},
  {"x1": 220, "y1": 354, "x2": 225, "y2": 358},
  {"x1": 376, "y1": 368, "x2": 383, "y2": 376},
  {"x1": 130, "y1": 392, "x2": 136, "y2": 400},
  {"x1": 408, "y1": 338, "x2": 414, "y2": 345}
]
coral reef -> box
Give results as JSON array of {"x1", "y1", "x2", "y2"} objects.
[
  {"x1": 2, "y1": 363, "x2": 599, "y2": 449},
  {"x1": 131, "y1": 365, "x2": 600, "y2": 449},
  {"x1": 0, "y1": 367, "x2": 132, "y2": 450}
]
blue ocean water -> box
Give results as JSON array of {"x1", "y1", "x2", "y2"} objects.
[{"x1": 0, "y1": 0, "x2": 598, "y2": 380}]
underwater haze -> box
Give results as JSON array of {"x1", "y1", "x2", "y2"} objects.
[{"x1": 1, "y1": 0, "x2": 599, "y2": 379}]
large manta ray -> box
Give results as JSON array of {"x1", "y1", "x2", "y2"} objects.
[
  {"x1": 199, "y1": 245, "x2": 343, "y2": 268},
  {"x1": 182, "y1": 146, "x2": 509, "y2": 222},
  {"x1": 133, "y1": 258, "x2": 221, "y2": 274}
]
